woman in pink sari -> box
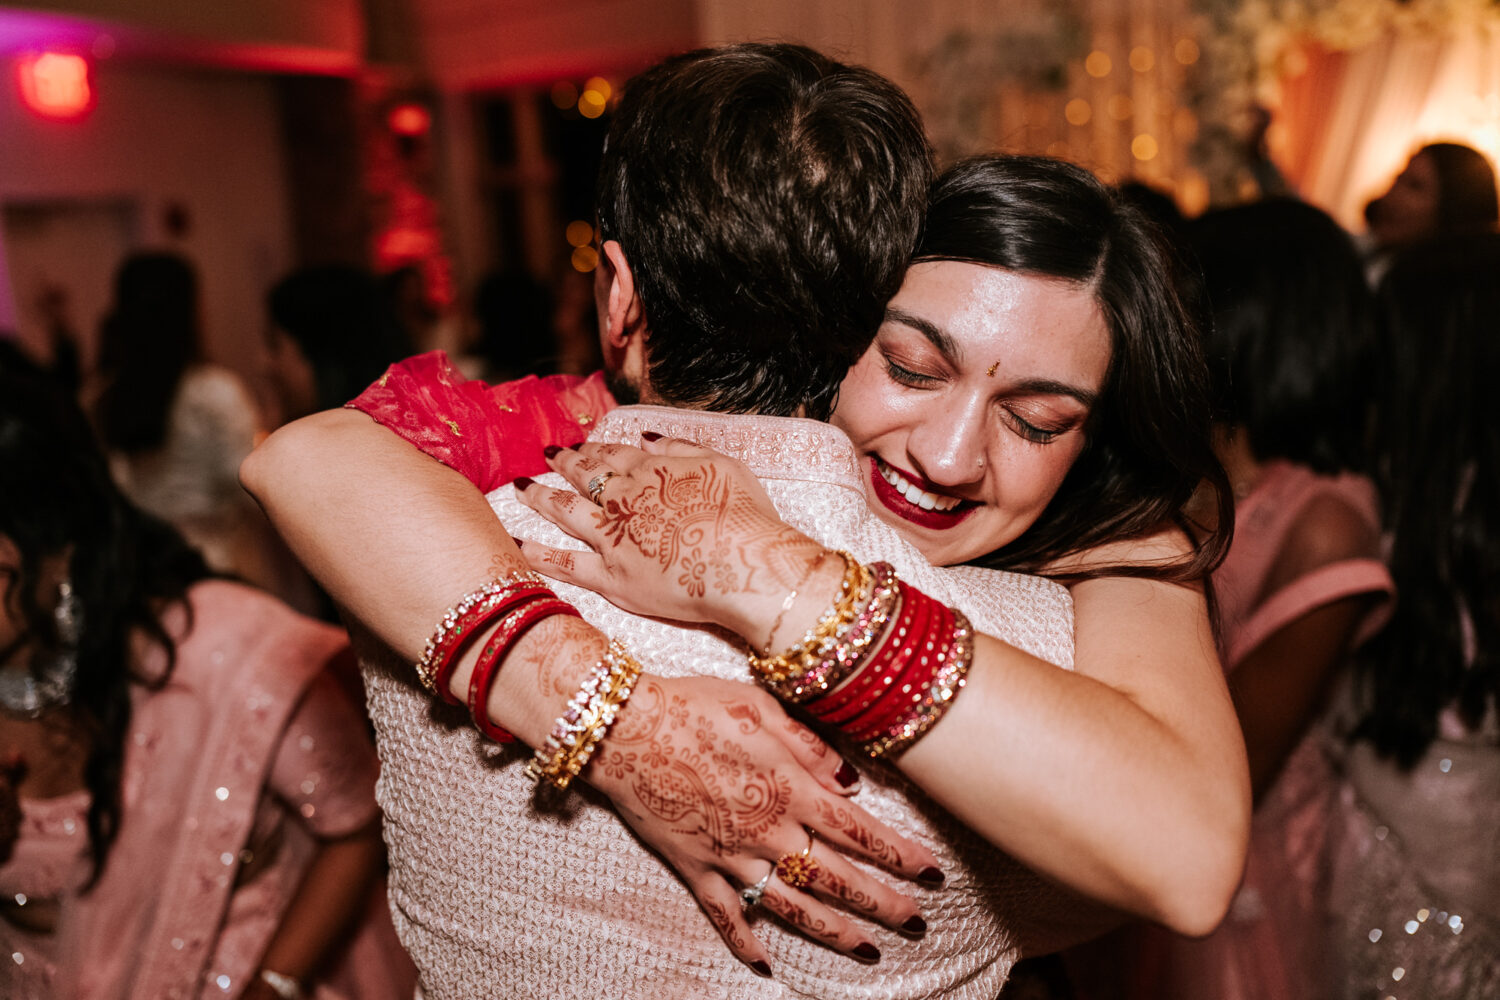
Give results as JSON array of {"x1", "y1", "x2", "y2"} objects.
[{"x1": 0, "y1": 373, "x2": 415, "y2": 1000}]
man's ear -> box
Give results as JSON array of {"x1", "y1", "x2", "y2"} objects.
[{"x1": 598, "y1": 240, "x2": 643, "y2": 349}]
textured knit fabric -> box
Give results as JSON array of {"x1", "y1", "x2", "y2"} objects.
[
  {"x1": 363, "y1": 405, "x2": 1082, "y2": 1000},
  {"x1": 347, "y1": 350, "x2": 616, "y2": 492},
  {"x1": 0, "y1": 581, "x2": 415, "y2": 1000}
]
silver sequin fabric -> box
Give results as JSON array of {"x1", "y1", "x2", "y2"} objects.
[{"x1": 364, "y1": 407, "x2": 1079, "y2": 999}]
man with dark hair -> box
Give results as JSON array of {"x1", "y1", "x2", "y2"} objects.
[
  {"x1": 594, "y1": 43, "x2": 928, "y2": 417},
  {"x1": 245, "y1": 43, "x2": 1078, "y2": 998}
]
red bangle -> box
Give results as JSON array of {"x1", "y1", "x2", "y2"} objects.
[
  {"x1": 845, "y1": 601, "x2": 956, "y2": 743},
  {"x1": 810, "y1": 583, "x2": 934, "y2": 726},
  {"x1": 431, "y1": 584, "x2": 554, "y2": 705},
  {"x1": 467, "y1": 598, "x2": 582, "y2": 742}
]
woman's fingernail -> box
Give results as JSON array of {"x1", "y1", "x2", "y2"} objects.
[
  {"x1": 852, "y1": 942, "x2": 881, "y2": 963},
  {"x1": 901, "y1": 914, "x2": 927, "y2": 935},
  {"x1": 542, "y1": 445, "x2": 563, "y2": 459},
  {"x1": 641, "y1": 430, "x2": 663, "y2": 442},
  {"x1": 917, "y1": 866, "x2": 945, "y2": 887},
  {"x1": 750, "y1": 960, "x2": 772, "y2": 978},
  {"x1": 513, "y1": 476, "x2": 535, "y2": 490},
  {"x1": 834, "y1": 760, "x2": 859, "y2": 788}
]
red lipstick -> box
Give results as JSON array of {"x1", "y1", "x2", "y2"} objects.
[{"x1": 867, "y1": 459, "x2": 975, "y2": 531}]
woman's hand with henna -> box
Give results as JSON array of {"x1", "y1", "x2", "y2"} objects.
[
  {"x1": 583, "y1": 673, "x2": 942, "y2": 974},
  {"x1": 514, "y1": 437, "x2": 831, "y2": 647}
]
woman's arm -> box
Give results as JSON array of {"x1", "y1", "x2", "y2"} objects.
[
  {"x1": 523, "y1": 438, "x2": 1251, "y2": 936},
  {"x1": 1223, "y1": 492, "x2": 1388, "y2": 800},
  {"x1": 240, "y1": 409, "x2": 941, "y2": 969},
  {"x1": 242, "y1": 818, "x2": 387, "y2": 999}
]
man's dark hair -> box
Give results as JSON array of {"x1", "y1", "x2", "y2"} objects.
[{"x1": 597, "y1": 43, "x2": 932, "y2": 420}]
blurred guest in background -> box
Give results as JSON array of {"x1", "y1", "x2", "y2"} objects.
[
  {"x1": 469, "y1": 267, "x2": 558, "y2": 381},
  {"x1": 0, "y1": 371, "x2": 413, "y2": 1000},
  {"x1": 265, "y1": 264, "x2": 410, "y2": 423},
  {"x1": 1325, "y1": 234, "x2": 1499, "y2": 998},
  {"x1": 1070, "y1": 199, "x2": 1394, "y2": 1000},
  {"x1": 87, "y1": 254, "x2": 262, "y2": 578},
  {"x1": 1363, "y1": 142, "x2": 1498, "y2": 256}
]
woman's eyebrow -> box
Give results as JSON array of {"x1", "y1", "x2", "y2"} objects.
[
  {"x1": 1010, "y1": 377, "x2": 1098, "y2": 409},
  {"x1": 884, "y1": 307, "x2": 960, "y2": 361}
]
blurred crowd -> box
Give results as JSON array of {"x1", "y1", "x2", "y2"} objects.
[{"x1": 0, "y1": 136, "x2": 1495, "y2": 1000}]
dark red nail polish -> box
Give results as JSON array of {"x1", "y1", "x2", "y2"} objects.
[
  {"x1": 901, "y1": 914, "x2": 927, "y2": 935},
  {"x1": 513, "y1": 476, "x2": 535, "y2": 490},
  {"x1": 917, "y1": 866, "x2": 945, "y2": 887},
  {"x1": 641, "y1": 430, "x2": 663, "y2": 442},
  {"x1": 852, "y1": 942, "x2": 880, "y2": 962},
  {"x1": 542, "y1": 445, "x2": 563, "y2": 459},
  {"x1": 834, "y1": 760, "x2": 859, "y2": 788},
  {"x1": 750, "y1": 960, "x2": 772, "y2": 978}
]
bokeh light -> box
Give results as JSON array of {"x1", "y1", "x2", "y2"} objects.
[
  {"x1": 1131, "y1": 134, "x2": 1159, "y2": 161},
  {"x1": 1085, "y1": 51, "x2": 1112, "y2": 78},
  {"x1": 565, "y1": 220, "x2": 595, "y2": 248},
  {"x1": 1065, "y1": 99, "x2": 1092, "y2": 126}
]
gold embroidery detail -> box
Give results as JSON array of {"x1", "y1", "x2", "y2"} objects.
[
  {"x1": 577, "y1": 412, "x2": 594, "y2": 425},
  {"x1": 496, "y1": 404, "x2": 515, "y2": 413},
  {"x1": 377, "y1": 371, "x2": 391, "y2": 386},
  {"x1": 445, "y1": 419, "x2": 462, "y2": 436}
]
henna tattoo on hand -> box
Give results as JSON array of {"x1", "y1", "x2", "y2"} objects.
[
  {"x1": 608, "y1": 679, "x2": 665, "y2": 745},
  {"x1": 810, "y1": 865, "x2": 879, "y2": 915},
  {"x1": 539, "y1": 549, "x2": 576, "y2": 572},
  {"x1": 815, "y1": 799, "x2": 905, "y2": 869},
  {"x1": 725, "y1": 700, "x2": 762, "y2": 735},
  {"x1": 784, "y1": 719, "x2": 828, "y2": 758},
  {"x1": 702, "y1": 898, "x2": 748, "y2": 952},
  {"x1": 763, "y1": 892, "x2": 834, "y2": 937}
]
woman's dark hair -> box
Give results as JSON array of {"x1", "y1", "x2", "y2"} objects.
[
  {"x1": 1188, "y1": 198, "x2": 1376, "y2": 473},
  {"x1": 268, "y1": 264, "x2": 411, "y2": 413},
  {"x1": 1353, "y1": 234, "x2": 1499, "y2": 766},
  {"x1": 1420, "y1": 142, "x2": 1500, "y2": 236},
  {"x1": 918, "y1": 156, "x2": 1231, "y2": 583},
  {"x1": 0, "y1": 372, "x2": 209, "y2": 882},
  {"x1": 93, "y1": 252, "x2": 201, "y2": 453},
  {"x1": 597, "y1": 42, "x2": 933, "y2": 420}
]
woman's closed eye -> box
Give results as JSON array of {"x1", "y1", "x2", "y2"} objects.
[
  {"x1": 1004, "y1": 408, "x2": 1072, "y2": 445},
  {"x1": 883, "y1": 356, "x2": 942, "y2": 388}
]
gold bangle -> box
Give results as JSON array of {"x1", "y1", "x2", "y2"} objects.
[
  {"x1": 760, "y1": 550, "x2": 833, "y2": 656},
  {"x1": 747, "y1": 552, "x2": 870, "y2": 685},
  {"x1": 527, "y1": 639, "x2": 643, "y2": 790}
]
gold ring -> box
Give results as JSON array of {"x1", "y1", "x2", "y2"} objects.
[
  {"x1": 773, "y1": 828, "x2": 819, "y2": 889},
  {"x1": 586, "y1": 471, "x2": 619, "y2": 504}
]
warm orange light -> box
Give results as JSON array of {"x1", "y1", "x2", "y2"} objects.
[
  {"x1": 1065, "y1": 99, "x2": 1092, "y2": 126},
  {"x1": 1085, "y1": 51, "x2": 1112, "y2": 78},
  {"x1": 17, "y1": 52, "x2": 93, "y2": 120},
  {"x1": 388, "y1": 102, "x2": 432, "y2": 137},
  {"x1": 565, "y1": 220, "x2": 595, "y2": 248},
  {"x1": 1131, "y1": 134, "x2": 1159, "y2": 161},
  {"x1": 571, "y1": 246, "x2": 599, "y2": 272}
]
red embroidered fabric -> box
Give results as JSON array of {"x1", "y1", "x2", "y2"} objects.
[{"x1": 346, "y1": 351, "x2": 618, "y2": 492}]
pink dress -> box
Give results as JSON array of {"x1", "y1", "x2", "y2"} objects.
[
  {"x1": 1071, "y1": 462, "x2": 1394, "y2": 1000},
  {"x1": 0, "y1": 581, "x2": 416, "y2": 1000}
]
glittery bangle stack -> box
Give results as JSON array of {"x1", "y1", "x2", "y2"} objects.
[
  {"x1": 526, "y1": 639, "x2": 643, "y2": 790},
  {"x1": 747, "y1": 551, "x2": 870, "y2": 686},
  {"x1": 749, "y1": 555, "x2": 975, "y2": 760},
  {"x1": 765, "y1": 561, "x2": 900, "y2": 704},
  {"x1": 415, "y1": 571, "x2": 549, "y2": 703}
]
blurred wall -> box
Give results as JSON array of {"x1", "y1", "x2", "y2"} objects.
[{"x1": 0, "y1": 58, "x2": 293, "y2": 378}]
